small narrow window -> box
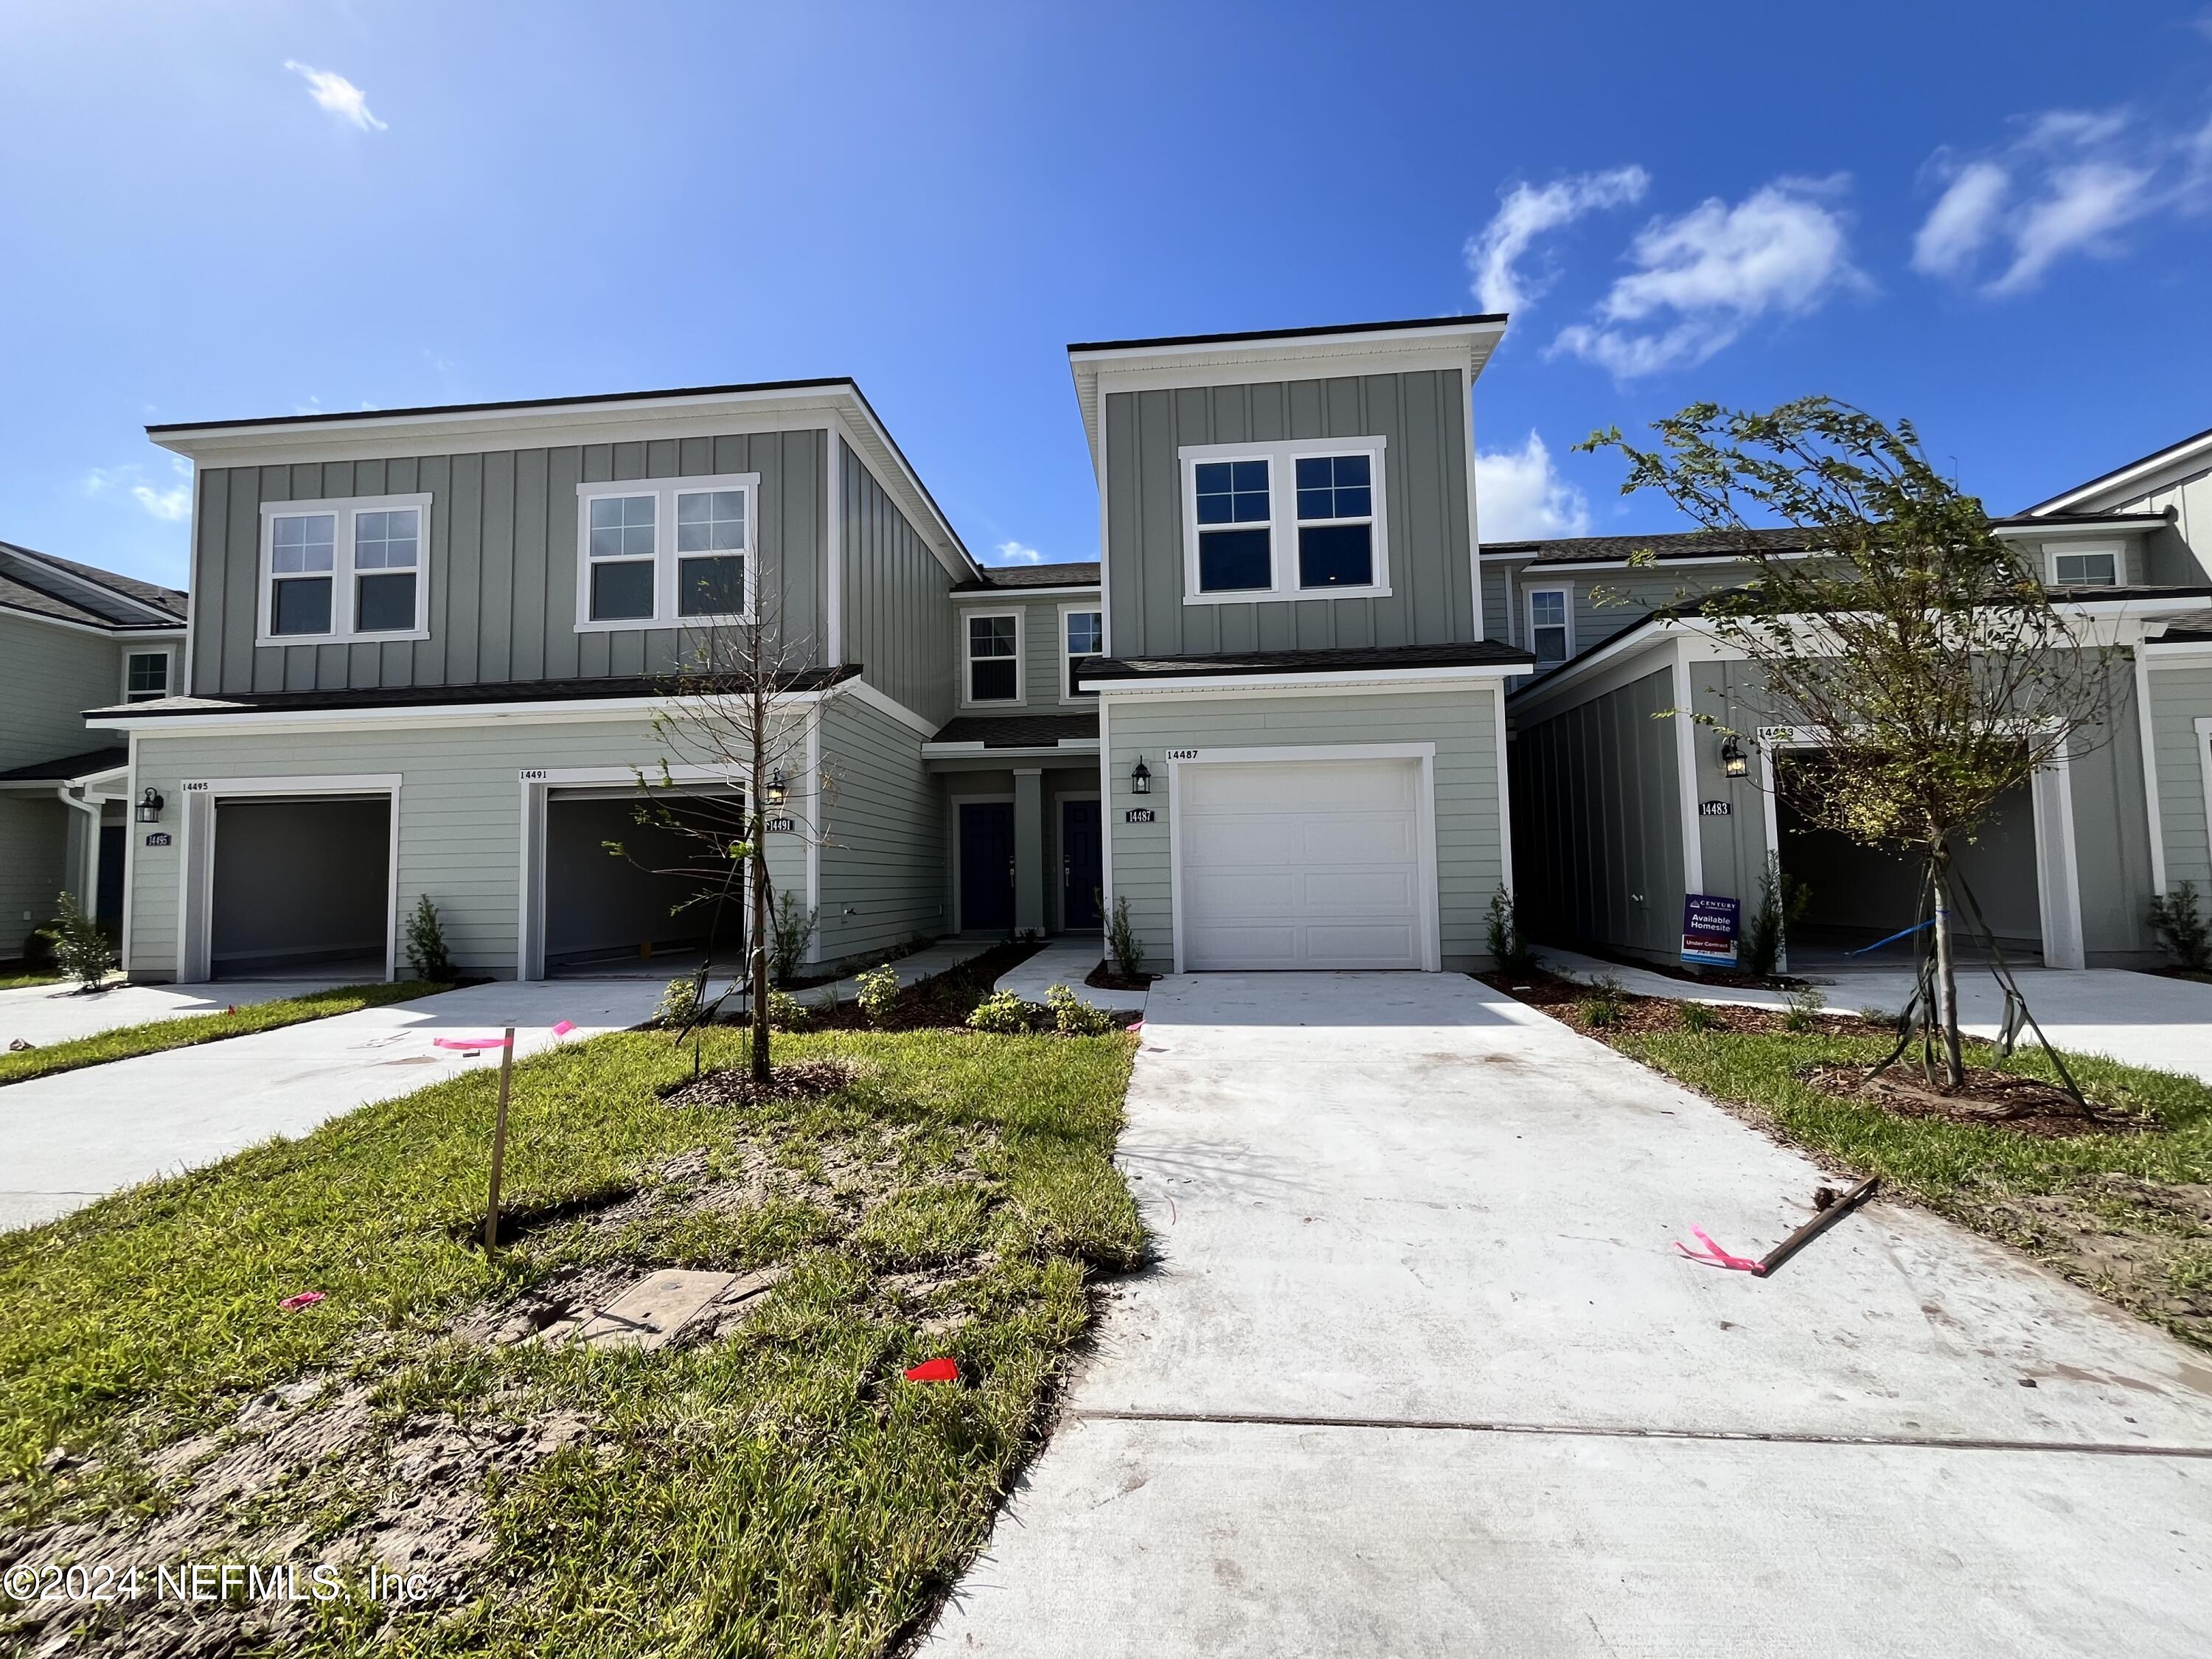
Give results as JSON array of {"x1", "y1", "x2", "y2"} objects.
[
  {"x1": 1295, "y1": 454, "x2": 1374, "y2": 588},
  {"x1": 1194, "y1": 459, "x2": 1272, "y2": 592},
  {"x1": 2052, "y1": 550, "x2": 2117, "y2": 588},
  {"x1": 588, "y1": 495, "x2": 658, "y2": 622},
  {"x1": 1528, "y1": 588, "x2": 1570, "y2": 666},
  {"x1": 967, "y1": 613, "x2": 1019, "y2": 702},
  {"x1": 125, "y1": 651, "x2": 170, "y2": 702},
  {"x1": 268, "y1": 512, "x2": 336, "y2": 636},
  {"x1": 1064, "y1": 609, "x2": 1102, "y2": 698},
  {"x1": 352, "y1": 507, "x2": 420, "y2": 633},
  {"x1": 675, "y1": 487, "x2": 748, "y2": 618}
]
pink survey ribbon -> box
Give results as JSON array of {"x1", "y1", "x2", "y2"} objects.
[
  {"x1": 1673, "y1": 1226, "x2": 1767, "y2": 1275},
  {"x1": 551, "y1": 1020, "x2": 576, "y2": 1037},
  {"x1": 434, "y1": 1035, "x2": 513, "y2": 1051},
  {"x1": 278, "y1": 1290, "x2": 325, "y2": 1311}
]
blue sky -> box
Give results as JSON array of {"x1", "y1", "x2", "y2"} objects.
[{"x1": 7, "y1": 1, "x2": 2212, "y2": 590}]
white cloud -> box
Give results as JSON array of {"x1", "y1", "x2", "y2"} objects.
[
  {"x1": 990, "y1": 540, "x2": 1045, "y2": 566},
  {"x1": 1991, "y1": 161, "x2": 2154, "y2": 292},
  {"x1": 81, "y1": 459, "x2": 193, "y2": 523},
  {"x1": 1465, "y1": 167, "x2": 1649, "y2": 315},
  {"x1": 1551, "y1": 180, "x2": 1863, "y2": 377},
  {"x1": 1910, "y1": 160, "x2": 2010, "y2": 276},
  {"x1": 1474, "y1": 431, "x2": 1590, "y2": 541},
  {"x1": 284, "y1": 60, "x2": 387, "y2": 131}
]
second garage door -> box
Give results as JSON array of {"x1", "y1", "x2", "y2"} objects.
[{"x1": 1177, "y1": 757, "x2": 1432, "y2": 970}]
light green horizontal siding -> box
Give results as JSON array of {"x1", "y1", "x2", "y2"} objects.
[
  {"x1": 1102, "y1": 686, "x2": 1503, "y2": 972},
  {"x1": 2149, "y1": 661, "x2": 2212, "y2": 892},
  {"x1": 818, "y1": 698, "x2": 945, "y2": 960},
  {"x1": 0, "y1": 796, "x2": 68, "y2": 958},
  {"x1": 953, "y1": 594, "x2": 1100, "y2": 714},
  {"x1": 0, "y1": 613, "x2": 129, "y2": 771}
]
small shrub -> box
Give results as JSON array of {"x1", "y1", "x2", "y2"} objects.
[
  {"x1": 765, "y1": 988, "x2": 811, "y2": 1031},
  {"x1": 1046, "y1": 984, "x2": 1116, "y2": 1036},
  {"x1": 1485, "y1": 884, "x2": 1534, "y2": 974},
  {"x1": 1105, "y1": 894, "x2": 1144, "y2": 979},
  {"x1": 967, "y1": 990, "x2": 1047, "y2": 1034},
  {"x1": 1677, "y1": 1001, "x2": 1721, "y2": 1033},
  {"x1": 768, "y1": 891, "x2": 818, "y2": 986},
  {"x1": 39, "y1": 891, "x2": 115, "y2": 992},
  {"x1": 855, "y1": 964, "x2": 901, "y2": 1027},
  {"x1": 652, "y1": 975, "x2": 701, "y2": 1030},
  {"x1": 403, "y1": 894, "x2": 456, "y2": 982},
  {"x1": 1859, "y1": 1006, "x2": 1897, "y2": 1028},
  {"x1": 2149, "y1": 880, "x2": 2211, "y2": 973},
  {"x1": 1784, "y1": 984, "x2": 1828, "y2": 1033},
  {"x1": 1579, "y1": 973, "x2": 1627, "y2": 1029},
  {"x1": 1741, "y1": 855, "x2": 1812, "y2": 979}
]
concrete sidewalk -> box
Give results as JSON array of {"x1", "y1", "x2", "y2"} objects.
[
  {"x1": 992, "y1": 937, "x2": 1148, "y2": 1014},
  {"x1": 921, "y1": 973, "x2": 2212, "y2": 1658},
  {"x1": 0, "y1": 978, "x2": 665, "y2": 1232},
  {"x1": 0, "y1": 978, "x2": 352, "y2": 1048},
  {"x1": 1541, "y1": 945, "x2": 2212, "y2": 1084}
]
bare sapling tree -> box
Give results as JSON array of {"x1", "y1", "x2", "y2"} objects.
[{"x1": 1581, "y1": 397, "x2": 2122, "y2": 1090}]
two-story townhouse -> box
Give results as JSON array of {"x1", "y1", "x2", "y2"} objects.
[
  {"x1": 85, "y1": 379, "x2": 1106, "y2": 984},
  {"x1": 1498, "y1": 442, "x2": 2212, "y2": 973},
  {"x1": 0, "y1": 543, "x2": 185, "y2": 961},
  {"x1": 1067, "y1": 317, "x2": 1534, "y2": 974}
]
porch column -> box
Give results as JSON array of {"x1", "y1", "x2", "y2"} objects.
[{"x1": 1012, "y1": 768, "x2": 1046, "y2": 936}]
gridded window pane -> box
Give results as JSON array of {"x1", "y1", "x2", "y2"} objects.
[
  {"x1": 1065, "y1": 611, "x2": 1102, "y2": 655},
  {"x1": 591, "y1": 560, "x2": 655, "y2": 621},
  {"x1": 970, "y1": 658, "x2": 1018, "y2": 700},
  {"x1": 1295, "y1": 454, "x2": 1371, "y2": 521},
  {"x1": 969, "y1": 614, "x2": 1017, "y2": 658},
  {"x1": 356, "y1": 571, "x2": 417, "y2": 633},
  {"x1": 1529, "y1": 590, "x2": 1569, "y2": 664},
  {"x1": 272, "y1": 575, "x2": 333, "y2": 636},
  {"x1": 675, "y1": 489, "x2": 747, "y2": 553},
  {"x1": 678, "y1": 554, "x2": 746, "y2": 616},
  {"x1": 2053, "y1": 552, "x2": 2116, "y2": 586},
  {"x1": 588, "y1": 495, "x2": 657, "y2": 560},
  {"x1": 968, "y1": 614, "x2": 1018, "y2": 701},
  {"x1": 270, "y1": 514, "x2": 336, "y2": 574},
  {"x1": 1298, "y1": 524, "x2": 1373, "y2": 588},
  {"x1": 125, "y1": 653, "x2": 168, "y2": 700},
  {"x1": 355, "y1": 508, "x2": 419, "y2": 570},
  {"x1": 1197, "y1": 527, "x2": 1271, "y2": 592},
  {"x1": 1194, "y1": 459, "x2": 1270, "y2": 526}
]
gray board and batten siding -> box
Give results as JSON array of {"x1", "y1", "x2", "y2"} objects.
[
  {"x1": 841, "y1": 437, "x2": 959, "y2": 728},
  {"x1": 1102, "y1": 371, "x2": 1476, "y2": 657}
]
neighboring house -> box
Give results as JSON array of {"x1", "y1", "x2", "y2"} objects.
[
  {"x1": 1068, "y1": 317, "x2": 1532, "y2": 973},
  {"x1": 87, "y1": 380, "x2": 1110, "y2": 983},
  {"x1": 0, "y1": 542, "x2": 187, "y2": 961},
  {"x1": 1498, "y1": 453, "x2": 2212, "y2": 972}
]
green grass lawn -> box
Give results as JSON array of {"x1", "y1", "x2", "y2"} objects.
[
  {"x1": 0, "y1": 981, "x2": 446, "y2": 1088},
  {"x1": 0, "y1": 972, "x2": 66, "y2": 992},
  {"x1": 1612, "y1": 1023, "x2": 2212, "y2": 1348},
  {"x1": 1, "y1": 1023, "x2": 1140, "y2": 1657}
]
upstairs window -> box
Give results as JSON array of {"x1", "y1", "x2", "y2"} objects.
[
  {"x1": 1193, "y1": 459, "x2": 1273, "y2": 592},
  {"x1": 123, "y1": 650, "x2": 171, "y2": 702},
  {"x1": 2051, "y1": 548, "x2": 2118, "y2": 588},
  {"x1": 1295, "y1": 454, "x2": 1374, "y2": 588},
  {"x1": 576, "y1": 473, "x2": 758, "y2": 630},
  {"x1": 1063, "y1": 607, "x2": 1103, "y2": 699},
  {"x1": 1527, "y1": 587, "x2": 1571, "y2": 667},
  {"x1": 260, "y1": 495, "x2": 431, "y2": 644},
  {"x1": 966, "y1": 612, "x2": 1021, "y2": 703}
]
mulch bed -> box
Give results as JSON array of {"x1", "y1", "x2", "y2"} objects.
[
  {"x1": 801, "y1": 940, "x2": 1048, "y2": 1032},
  {"x1": 1085, "y1": 962, "x2": 1156, "y2": 992},
  {"x1": 662, "y1": 1056, "x2": 863, "y2": 1108},
  {"x1": 1802, "y1": 1064, "x2": 2156, "y2": 1139},
  {"x1": 1481, "y1": 968, "x2": 1885, "y2": 1040}
]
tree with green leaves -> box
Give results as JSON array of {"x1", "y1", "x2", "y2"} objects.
[{"x1": 1581, "y1": 397, "x2": 2121, "y2": 1088}]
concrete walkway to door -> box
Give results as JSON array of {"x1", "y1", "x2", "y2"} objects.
[{"x1": 922, "y1": 973, "x2": 2212, "y2": 1658}]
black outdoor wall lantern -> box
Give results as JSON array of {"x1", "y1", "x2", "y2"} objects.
[
  {"x1": 1720, "y1": 735, "x2": 1749, "y2": 779},
  {"x1": 1130, "y1": 757, "x2": 1152, "y2": 795},
  {"x1": 134, "y1": 786, "x2": 165, "y2": 824},
  {"x1": 765, "y1": 771, "x2": 789, "y2": 807}
]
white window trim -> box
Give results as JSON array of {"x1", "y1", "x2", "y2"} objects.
[
  {"x1": 1177, "y1": 435, "x2": 1391, "y2": 605},
  {"x1": 257, "y1": 493, "x2": 433, "y2": 647},
  {"x1": 121, "y1": 644, "x2": 177, "y2": 703},
  {"x1": 2046, "y1": 541, "x2": 2122, "y2": 588},
  {"x1": 1525, "y1": 584, "x2": 1573, "y2": 666},
  {"x1": 961, "y1": 608, "x2": 1026, "y2": 709},
  {"x1": 1060, "y1": 602, "x2": 1104, "y2": 704},
  {"x1": 573, "y1": 471, "x2": 761, "y2": 633}
]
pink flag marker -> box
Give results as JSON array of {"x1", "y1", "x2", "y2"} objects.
[
  {"x1": 1672, "y1": 1226, "x2": 1767, "y2": 1275},
  {"x1": 434, "y1": 1034, "x2": 514, "y2": 1051},
  {"x1": 278, "y1": 1290, "x2": 325, "y2": 1311},
  {"x1": 550, "y1": 1020, "x2": 576, "y2": 1037},
  {"x1": 903, "y1": 1357, "x2": 959, "y2": 1383}
]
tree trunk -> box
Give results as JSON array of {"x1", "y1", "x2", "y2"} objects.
[{"x1": 1930, "y1": 848, "x2": 1964, "y2": 1088}]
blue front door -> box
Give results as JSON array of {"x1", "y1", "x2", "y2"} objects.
[
  {"x1": 959, "y1": 801, "x2": 1015, "y2": 932},
  {"x1": 1060, "y1": 799, "x2": 1102, "y2": 929}
]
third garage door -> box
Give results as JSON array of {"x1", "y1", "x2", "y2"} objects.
[{"x1": 1178, "y1": 757, "x2": 1430, "y2": 970}]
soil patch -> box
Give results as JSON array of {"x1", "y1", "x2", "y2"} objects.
[
  {"x1": 1085, "y1": 962, "x2": 1156, "y2": 992},
  {"x1": 661, "y1": 1055, "x2": 863, "y2": 1108},
  {"x1": 1481, "y1": 968, "x2": 1882, "y2": 1040},
  {"x1": 1803, "y1": 1064, "x2": 2156, "y2": 1139},
  {"x1": 804, "y1": 940, "x2": 1046, "y2": 1032}
]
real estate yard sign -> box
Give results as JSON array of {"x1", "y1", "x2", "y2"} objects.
[{"x1": 1681, "y1": 894, "x2": 1739, "y2": 967}]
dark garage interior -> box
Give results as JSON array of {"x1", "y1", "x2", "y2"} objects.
[
  {"x1": 210, "y1": 795, "x2": 392, "y2": 978},
  {"x1": 544, "y1": 791, "x2": 744, "y2": 975},
  {"x1": 1774, "y1": 757, "x2": 2043, "y2": 966}
]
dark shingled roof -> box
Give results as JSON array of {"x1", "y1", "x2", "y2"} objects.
[
  {"x1": 0, "y1": 542, "x2": 187, "y2": 629},
  {"x1": 0, "y1": 745, "x2": 131, "y2": 784},
  {"x1": 88, "y1": 668, "x2": 858, "y2": 720},
  {"x1": 1080, "y1": 641, "x2": 1532, "y2": 686},
  {"x1": 931, "y1": 713, "x2": 1098, "y2": 748},
  {"x1": 953, "y1": 562, "x2": 1100, "y2": 591},
  {"x1": 2157, "y1": 609, "x2": 2212, "y2": 643},
  {"x1": 1484, "y1": 527, "x2": 1815, "y2": 566}
]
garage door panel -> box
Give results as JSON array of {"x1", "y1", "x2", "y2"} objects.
[
  {"x1": 1300, "y1": 870, "x2": 1417, "y2": 912},
  {"x1": 1185, "y1": 872, "x2": 1302, "y2": 917},
  {"x1": 1186, "y1": 924, "x2": 1301, "y2": 969},
  {"x1": 1297, "y1": 817, "x2": 1418, "y2": 862},
  {"x1": 1301, "y1": 922, "x2": 1420, "y2": 962},
  {"x1": 1184, "y1": 817, "x2": 1312, "y2": 863}
]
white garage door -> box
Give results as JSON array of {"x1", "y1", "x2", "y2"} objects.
[{"x1": 1177, "y1": 757, "x2": 1431, "y2": 970}]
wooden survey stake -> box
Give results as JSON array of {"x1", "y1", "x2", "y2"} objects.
[{"x1": 484, "y1": 1028, "x2": 516, "y2": 1253}]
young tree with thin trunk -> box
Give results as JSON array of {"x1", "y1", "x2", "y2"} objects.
[{"x1": 1581, "y1": 397, "x2": 2121, "y2": 1088}]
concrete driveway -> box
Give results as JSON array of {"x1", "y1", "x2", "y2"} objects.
[
  {"x1": 922, "y1": 973, "x2": 2212, "y2": 1658},
  {"x1": 0, "y1": 978, "x2": 352, "y2": 1049},
  {"x1": 1, "y1": 979, "x2": 667, "y2": 1232}
]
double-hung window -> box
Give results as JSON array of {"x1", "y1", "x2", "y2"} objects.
[
  {"x1": 1180, "y1": 438, "x2": 1389, "y2": 601},
  {"x1": 123, "y1": 650, "x2": 172, "y2": 702},
  {"x1": 1062, "y1": 606, "x2": 1103, "y2": 700},
  {"x1": 259, "y1": 494, "x2": 431, "y2": 644},
  {"x1": 965, "y1": 612, "x2": 1022, "y2": 704},
  {"x1": 575, "y1": 473, "x2": 759, "y2": 630},
  {"x1": 2050, "y1": 546, "x2": 2119, "y2": 588},
  {"x1": 1526, "y1": 587, "x2": 1571, "y2": 667}
]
